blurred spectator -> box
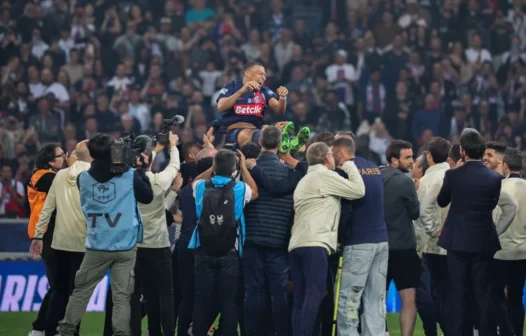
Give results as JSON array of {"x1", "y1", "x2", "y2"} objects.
[
  {"x1": 0, "y1": 164, "x2": 25, "y2": 218},
  {"x1": 1, "y1": 0, "x2": 526, "y2": 219}
]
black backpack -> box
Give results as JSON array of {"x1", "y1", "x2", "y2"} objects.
[{"x1": 198, "y1": 180, "x2": 239, "y2": 256}]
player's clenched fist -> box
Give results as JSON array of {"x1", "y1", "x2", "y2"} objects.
[
  {"x1": 277, "y1": 86, "x2": 288, "y2": 98},
  {"x1": 242, "y1": 81, "x2": 259, "y2": 93}
]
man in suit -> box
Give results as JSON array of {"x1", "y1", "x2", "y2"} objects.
[{"x1": 437, "y1": 129, "x2": 504, "y2": 336}]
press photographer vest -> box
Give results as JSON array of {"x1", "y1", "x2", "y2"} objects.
[
  {"x1": 27, "y1": 169, "x2": 56, "y2": 239},
  {"x1": 78, "y1": 168, "x2": 143, "y2": 251}
]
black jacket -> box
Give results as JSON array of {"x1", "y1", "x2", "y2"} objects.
[
  {"x1": 437, "y1": 160, "x2": 502, "y2": 254},
  {"x1": 244, "y1": 152, "x2": 298, "y2": 249},
  {"x1": 380, "y1": 166, "x2": 420, "y2": 251}
]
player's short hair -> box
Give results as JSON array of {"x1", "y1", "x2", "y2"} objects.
[{"x1": 244, "y1": 61, "x2": 264, "y2": 72}]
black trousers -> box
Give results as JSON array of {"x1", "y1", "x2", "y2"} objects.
[
  {"x1": 177, "y1": 246, "x2": 194, "y2": 336},
  {"x1": 490, "y1": 259, "x2": 526, "y2": 336},
  {"x1": 490, "y1": 259, "x2": 515, "y2": 336},
  {"x1": 425, "y1": 253, "x2": 448, "y2": 332},
  {"x1": 216, "y1": 268, "x2": 246, "y2": 336},
  {"x1": 446, "y1": 250, "x2": 493, "y2": 336},
  {"x1": 507, "y1": 259, "x2": 526, "y2": 336},
  {"x1": 192, "y1": 249, "x2": 240, "y2": 336},
  {"x1": 171, "y1": 246, "x2": 182, "y2": 335},
  {"x1": 45, "y1": 249, "x2": 84, "y2": 336},
  {"x1": 32, "y1": 230, "x2": 57, "y2": 332},
  {"x1": 131, "y1": 247, "x2": 175, "y2": 336}
]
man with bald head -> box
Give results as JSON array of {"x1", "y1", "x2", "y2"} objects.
[{"x1": 29, "y1": 140, "x2": 93, "y2": 335}]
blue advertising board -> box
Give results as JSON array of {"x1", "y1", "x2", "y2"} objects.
[
  {"x1": 0, "y1": 261, "x2": 108, "y2": 312},
  {"x1": 0, "y1": 220, "x2": 524, "y2": 313}
]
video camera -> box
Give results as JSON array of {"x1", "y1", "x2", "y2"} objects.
[
  {"x1": 156, "y1": 115, "x2": 185, "y2": 145},
  {"x1": 110, "y1": 132, "x2": 151, "y2": 174}
]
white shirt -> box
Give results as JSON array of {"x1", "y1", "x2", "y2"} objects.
[
  {"x1": 325, "y1": 64, "x2": 358, "y2": 83},
  {"x1": 465, "y1": 48, "x2": 492, "y2": 64},
  {"x1": 199, "y1": 70, "x2": 223, "y2": 96},
  {"x1": 29, "y1": 82, "x2": 45, "y2": 98},
  {"x1": 274, "y1": 42, "x2": 295, "y2": 71},
  {"x1": 0, "y1": 179, "x2": 25, "y2": 215},
  {"x1": 138, "y1": 146, "x2": 181, "y2": 248},
  {"x1": 59, "y1": 38, "x2": 75, "y2": 63},
  {"x1": 43, "y1": 82, "x2": 70, "y2": 102},
  {"x1": 31, "y1": 41, "x2": 49, "y2": 60},
  {"x1": 128, "y1": 102, "x2": 151, "y2": 131},
  {"x1": 107, "y1": 76, "x2": 132, "y2": 92}
]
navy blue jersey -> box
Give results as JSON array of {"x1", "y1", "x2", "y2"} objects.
[
  {"x1": 338, "y1": 157, "x2": 388, "y2": 246},
  {"x1": 212, "y1": 80, "x2": 279, "y2": 130}
]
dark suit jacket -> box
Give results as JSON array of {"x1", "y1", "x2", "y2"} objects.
[{"x1": 437, "y1": 160, "x2": 502, "y2": 254}]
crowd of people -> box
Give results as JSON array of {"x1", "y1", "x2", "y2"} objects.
[
  {"x1": 4, "y1": 0, "x2": 526, "y2": 217},
  {"x1": 2, "y1": 0, "x2": 526, "y2": 335},
  {"x1": 23, "y1": 112, "x2": 526, "y2": 336}
]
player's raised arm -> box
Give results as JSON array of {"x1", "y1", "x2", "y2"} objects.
[
  {"x1": 217, "y1": 81, "x2": 257, "y2": 113},
  {"x1": 268, "y1": 86, "x2": 288, "y2": 115}
]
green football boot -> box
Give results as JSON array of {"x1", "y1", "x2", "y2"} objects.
[
  {"x1": 289, "y1": 127, "x2": 311, "y2": 155},
  {"x1": 279, "y1": 121, "x2": 295, "y2": 153}
]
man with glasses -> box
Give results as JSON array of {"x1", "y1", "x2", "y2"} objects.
[{"x1": 27, "y1": 143, "x2": 66, "y2": 336}]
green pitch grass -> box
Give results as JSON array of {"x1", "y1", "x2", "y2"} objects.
[
  {"x1": 0, "y1": 313, "x2": 420, "y2": 335},
  {"x1": 3, "y1": 313, "x2": 526, "y2": 335}
]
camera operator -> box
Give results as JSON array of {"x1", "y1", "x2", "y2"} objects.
[
  {"x1": 130, "y1": 131, "x2": 180, "y2": 336},
  {"x1": 57, "y1": 133, "x2": 154, "y2": 336}
]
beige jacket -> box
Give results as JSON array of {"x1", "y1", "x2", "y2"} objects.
[
  {"x1": 289, "y1": 161, "x2": 365, "y2": 254},
  {"x1": 492, "y1": 190, "x2": 518, "y2": 236},
  {"x1": 138, "y1": 146, "x2": 180, "y2": 248},
  {"x1": 414, "y1": 162, "x2": 450, "y2": 256},
  {"x1": 494, "y1": 176, "x2": 526, "y2": 260},
  {"x1": 35, "y1": 161, "x2": 91, "y2": 252}
]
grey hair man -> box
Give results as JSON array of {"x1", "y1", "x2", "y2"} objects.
[{"x1": 288, "y1": 142, "x2": 365, "y2": 336}]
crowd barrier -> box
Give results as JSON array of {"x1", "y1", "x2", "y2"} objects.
[{"x1": 1, "y1": 220, "x2": 525, "y2": 313}]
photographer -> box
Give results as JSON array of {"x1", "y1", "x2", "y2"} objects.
[
  {"x1": 57, "y1": 133, "x2": 153, "y2": 336},
  {"x1": 188, "y1": 149, "x2": 258, "y2": 336},
  {"x1": 130, "y1": 131, "x2": 180, "y2": 336}
]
